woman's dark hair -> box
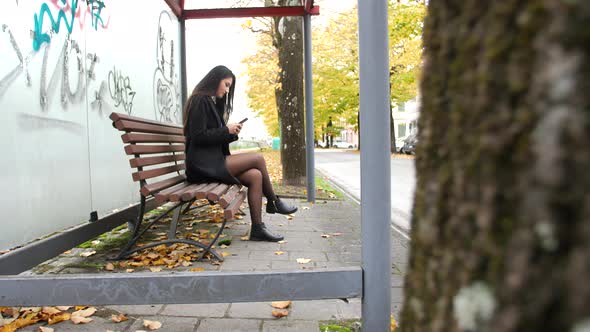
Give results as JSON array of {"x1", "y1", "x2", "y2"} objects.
[{"x1": 183, "y1": 65, "x2": 236, "y2": 128}]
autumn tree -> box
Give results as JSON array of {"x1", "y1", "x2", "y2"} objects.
[
  {"x1": 243, "y1": 0, "x2": 305, "y2": 185},
  {"x1": 400, "y1": 1, "x2": 590, "y2": 331},
  {"x1": 387, "y1": 1, "x2": 426, "y2": 152}
]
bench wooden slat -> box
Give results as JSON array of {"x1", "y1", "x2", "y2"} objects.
[
  {"x1": 110, "y1": 112, "x2": 182, "y2": 129},
  {"x1": 130, "y1": 154, "x2": 185, "y2": 168},
  {"x1": 207, "y1": 184, "x2": 231, "y2": 202},
  {"x1": 115, "y1": 120, "x2": 184, "y2": 135},
  {"x1": 140, "y1": 174, "x2": 186, "y2": 197},
  {"x1": 125, "y1": 144, "x2": 185, "y2": 155},
  {"x1": 122, "y1": 133, "x2": 185, "y2": 144},
  {"x1": 224, "y1": 191, "x2": 247, "y2": 220},
  {"x1": 179, "y1": 182, "x2": 218, "y2": 201},
  {"x1": 219, "y1": 185, "x2": 241, "y2": 208},
  {"x1": 155, "y1": 182, "x2": 191, "y2": 203},
  {"x1": 196, "y1": 183, "x2": 226, "y2": 200},
  {"x1": 170, "y1": 183, "x2": 207, "y2": 202},
  {"x1": 132, "y1": 164, "x2": 185, "y2": 182}
]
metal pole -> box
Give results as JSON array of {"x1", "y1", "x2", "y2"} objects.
[
  {"x1": 303, "y1": 14, "x2": 315, "y2": 202},
  {"x1": 179, "y1": 18, "x2": 188, "y2": 111},
  {"x1": 358, "y1": 0, "x2": 391, "y2": 330}
]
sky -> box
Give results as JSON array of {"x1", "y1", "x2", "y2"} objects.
[{"x1": 184, "y1": 0, "x2": 356, "y2": 139}]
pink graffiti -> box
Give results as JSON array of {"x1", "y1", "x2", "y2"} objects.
[{"x1": 48, "y1": 0, "x2": 111, "y2": 31}]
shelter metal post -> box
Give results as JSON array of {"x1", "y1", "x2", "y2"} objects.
[
  {"x1": 179, "y1": 18, "x2": 188, "y2": 110},
  {"x1": 303, "y1": 14, "x2": 315, "y2": 203},
  {"x1": 358, "y1": 0, "x2": 392, "y2": 330}
]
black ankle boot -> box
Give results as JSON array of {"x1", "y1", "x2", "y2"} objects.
[
  {"x1": 266, "y1": 196, "x2": 298, "y2": 215},
  {"x1": 250, "y1": 223, "x2": 284, "y2": 242}
]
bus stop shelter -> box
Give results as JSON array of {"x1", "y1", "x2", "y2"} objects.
[{"x1": 0, "y1": 0, "x2": 392, "y2": 330}]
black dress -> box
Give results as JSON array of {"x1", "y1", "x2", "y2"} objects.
[{"x1": 184, "y1": 95, "x2": 240, "y2": 185}]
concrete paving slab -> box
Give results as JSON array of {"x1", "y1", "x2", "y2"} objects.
[
  {"x1": 109, "y1": 304, "x2": 163, "y2": 316},
  {"x1": 160, "y1": 303, "x2": 229, "y2": 317},
  {"x1": 262, "y1": 320, "x2": 319, "y2": 332},
  {"x1": 126, "y1": 315, "x2": 199, "y2": 332},
  {"x1": 227, "y1": 302, "x2": 276, "y2": 319},
  {"x1": 197, "y1": 318, "x2": 261, "y2": 332},
  {"x1": 287, "y1": 300, "x2": 341, "y2": 320}
]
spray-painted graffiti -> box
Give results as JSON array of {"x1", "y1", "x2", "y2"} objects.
[
  {"x1": 108, "y1": 67, "x2": 136, "y2": 115},
  {"x1": 33, "y1": 0, "x2": 110, "y2": 51},
  {"x1": 0, "y1": 25, "x2": 33, "y2": 99},
  {"x1": 153, "y1": 11, "x2": 180, "y2": 124}
]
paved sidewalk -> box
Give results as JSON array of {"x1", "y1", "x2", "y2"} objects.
[{"x1": 19, "y1": 198, "x2": 408, "y2": 332}]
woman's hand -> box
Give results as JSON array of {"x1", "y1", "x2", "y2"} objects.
[{"x1": 227, "y1": 123, "x2": 243, "y2": 135}]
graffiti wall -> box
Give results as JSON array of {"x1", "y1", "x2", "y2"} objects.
[{"x1": 0, "y1": 1, "x2": 182, "y2": 250}]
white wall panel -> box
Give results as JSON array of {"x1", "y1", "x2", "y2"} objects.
[{"x1": 0, "y1": 1, "x2": 181, "y2": 250}]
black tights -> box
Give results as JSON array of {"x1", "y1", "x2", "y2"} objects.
[{"x1": 225, "y1": 153, "x2": 277, "y2": 224}]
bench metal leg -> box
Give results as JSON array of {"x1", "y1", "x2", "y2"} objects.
[
  {"x1": 198, "y1": 217, "x2": 229, "y2": 262},
  {"x1": 110, "y1": 199, "x2": 183, "y2": 260},
  {"x1": 111, "y1": 199, "x2": 226, "y2": 262}
]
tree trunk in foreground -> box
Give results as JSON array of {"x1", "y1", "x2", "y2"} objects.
[{"x1": 400, "y1": 1, "x2": 590, "y2": 331}]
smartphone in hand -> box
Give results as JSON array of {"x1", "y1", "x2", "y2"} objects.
[{"x1": 239, "y1": 118, "x2": 248, "y2": 124}]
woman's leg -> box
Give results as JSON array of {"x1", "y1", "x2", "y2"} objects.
[
  {"x1": 234, "y1": 168, "x2": 284, "y2": 242},
  {"x1": 226, "y1": 153, "x2": 277, "y2": 201},
  {"x1": 235, "y1": 169, "x2": 263, "y2": 224}
]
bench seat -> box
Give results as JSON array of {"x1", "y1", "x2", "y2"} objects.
[{"x1": 109, "y1": 112, "x2": 246, "y2": 261}]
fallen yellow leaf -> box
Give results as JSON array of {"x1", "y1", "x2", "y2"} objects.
[
  {"x1": 79, "y1": 251, "x2": 96, "y2": 257},
  {"x1": 181, "y1": 261, "x2": 192, "y2": 267},
  {"x1": 48, "y1": 312, "x2": 70, "y2": 325},
  {"x1": 321, "y1": 234, "x2": 331, "y2": 238},
  {"x1": 391, "y1": 315, "x2": 397, "y2": 331},
  {"x1": 105, "y1": 263, "x2": 115, "y2": 271},
  {"x1": 143, "y1": 319, "x2": 162, "y2": 330},
  {"x1": 70, "y1": 315, "x2": 93, "y2": 324},
  {"x1": 271, "y1": 309, "x2": 289, "y2": 318},
  {"x1": 41, "y1": 307, "x2": 60, "y2": 315},
  {"x1": 72, "y1": 307, "x2": 96, "y2": 318},
  {"x1": 296, "y1": 258, "x2": 311, "y2": 264},
  {"x1": 39, "y1": 326, "x2": 54, "y2": 332},
  {"x1": 126, "y1": 269, "x2": 134, "y2": 273},
  {"x1": 303, "y1": 206, "x2": 310, "y2": 210},
  {"x1": 240, "y1": 236, "x2": 249, "y2": 241},
  {"x1": 111, "y1": 313, "x2": 129, "y2": 323},
  {"x1": 277, "y1": 240, "x2": 286, "y2": 244},
  {"x1": 271, "y1": 301, "x2": 292, "y2": 309},
  {"x1": 190, "y1": 267, "x2": 205, "y2": 272},
  {"x1": 55, "y1": 306, "x2": 71, "y2": 311},
  {"x1": 221, "y1": 252, "x2": 231, "y2": 257},
  {"x1": 274, "y1": 251, "x2": 285, "y2": 256},
  {"x1": 149, "y1": 267, "x2": 162, "y2": 272}
]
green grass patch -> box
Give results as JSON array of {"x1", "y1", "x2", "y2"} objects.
[
  {"x1": 319, "y1": 319, "x2": 361, "y2": 332},
  {"x1": 78, "y1": 225, "x2": 132, "y2": 252},
  {"x1": 315, "y1": 176, "x2": 345, "y2": 199},
  {"x1": 62, "y1": 261, "x2": 105, "y2": 271}
]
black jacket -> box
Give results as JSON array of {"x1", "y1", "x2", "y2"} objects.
[{"x1": 185, "y1": 95, "x2": 240, "y2": 185}]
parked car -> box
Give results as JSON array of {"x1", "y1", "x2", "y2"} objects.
[
  {"x1": 333, "y1": 140, "x2": 355, "y2": 149},
  {"x1": 400, "y1": 134, "x2": 418, "y2": 155}
]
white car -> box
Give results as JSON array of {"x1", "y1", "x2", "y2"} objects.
[{"x1": 333, "y1": 140, "x2": 355, "y2": 149}]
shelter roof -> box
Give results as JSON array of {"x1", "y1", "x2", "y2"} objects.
[{"x1": 164, "y1": 0, "x2": 318, "y2": 19}]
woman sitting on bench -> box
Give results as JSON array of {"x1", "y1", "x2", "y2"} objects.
[{"x1": 183, "y1": 65, "x2": 297, "y2": 242}]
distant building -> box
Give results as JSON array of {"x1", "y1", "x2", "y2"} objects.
[{"x1": 392, "y1": 96, "x2": 420, "y2": 149}]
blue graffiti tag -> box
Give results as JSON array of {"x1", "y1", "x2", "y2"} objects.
[
  {"x1": 33, "y1": 0, "x2": 78, "y2": 51},
  {"x1": 86, "y1": 0, "x2": 106, "y2": 30}
]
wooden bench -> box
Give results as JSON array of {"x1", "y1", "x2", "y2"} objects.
[{"x1": 109, "y1": 112, "x2": 246, "y2": 261}]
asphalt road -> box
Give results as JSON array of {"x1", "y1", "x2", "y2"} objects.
[{"x1": 315, "y1": 148, "x2": 416, "y2": 237}]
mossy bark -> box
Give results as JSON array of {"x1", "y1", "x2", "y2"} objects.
[{"x1": 400, "y1": 1, "x2": 590, "y2": 331}]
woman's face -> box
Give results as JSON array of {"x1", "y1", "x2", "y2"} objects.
[{"x1": 216, "y1": 77, "x2": 233, "y2": 98}]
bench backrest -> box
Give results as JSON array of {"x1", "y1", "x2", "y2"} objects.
[
  {"x1": 110, "y1": 112, "x2": 187, "y2": 198},
  {"x1": 109, "y1": 112, "x2": 240, "y2": 208}
]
